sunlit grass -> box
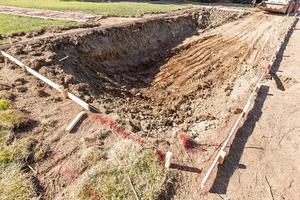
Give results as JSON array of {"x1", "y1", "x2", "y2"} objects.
[
  {"x1": 0, "y1": 98, "x2": 35, "y2": 199},
  {"x1": 0, "y1": 13, "x2": 76, "y2": 35},
  {"x1": 0, "y1": 0, "x2": 188, "y2": 16}
]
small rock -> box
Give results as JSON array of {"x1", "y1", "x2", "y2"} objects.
[
  {"x1": 135, "y1": 92, "x2": 142, "y2": 98},
  {"x1": 44, "y1": 52, "x2": 56, "y2": 60}
]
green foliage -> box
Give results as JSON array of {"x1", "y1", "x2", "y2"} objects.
[
  {"x1": 0, "y1": 148, "x2": 13, "y2": 166},
  {"x1": 0, "y1": 99, "x2": 26, "y2": 128},
  {"x1": 0, "y1": 99, "x2": 10, "y2": 111}
]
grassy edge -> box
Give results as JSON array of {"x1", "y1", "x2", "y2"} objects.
[
  {"x1": 0, "y1": 13, "x2": 77, "y2": 45},
  {"x1": 0, "y1": 98, "x2": 36, "y2": 200}
]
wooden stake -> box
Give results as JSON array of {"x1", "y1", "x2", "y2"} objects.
[
  {"x1": 58, "y1": 85, "x2": 68, "y2": 99},
  {"x1": 218, "y1": 150, "x2": 226, "y2": 165},
  {"x1": 66, "y1": 111, "x2": 86, "y2": 132},
  {"x1": 165, "y1": 151, "x2": 173, "y2": 169}
]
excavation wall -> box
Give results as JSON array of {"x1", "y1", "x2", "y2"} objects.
[{"x1": 9, "y1": 8, "x2": 244, "y2": 99}]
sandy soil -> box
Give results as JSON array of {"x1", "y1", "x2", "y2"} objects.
[
  {"x1": 203, "y1": 17, "x2": 300, "y2": 200},
  {"x1": 0, "y1": 8, "x2": 298, "y2": 199}
]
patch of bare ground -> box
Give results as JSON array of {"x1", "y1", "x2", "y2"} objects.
[{"x1": 0, "y1": 7, "x2": 295, "y2": 199}]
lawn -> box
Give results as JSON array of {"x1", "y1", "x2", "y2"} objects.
[
  {"x1": 0, "y1": 13, "x2": 76, "y2": 44},
  {"x1": 0, "y1": 0, "x2": 188, "y2": 16},
  {"x1": 0, "y1": 13, "x2": 76, "y2": 35}
]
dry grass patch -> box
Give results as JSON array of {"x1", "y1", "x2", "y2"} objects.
[
  {"x1": 0, "y1": 162, "x2": 35, "y2": 200},
  {"x1": 0, "y1": 98, "x2": 35, "y2": 200},
  {"x1": 77, "y1": 140, "x2": 170, "y2": 200}
]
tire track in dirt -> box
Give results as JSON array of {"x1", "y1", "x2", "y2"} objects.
[
  {"x1": 154, "y1": 13, "x2": 293, "y2": 200},
  {"x1": 139, "y1": 13, "x2": 289, "y2": 110}
]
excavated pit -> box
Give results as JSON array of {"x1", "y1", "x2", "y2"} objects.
[{"x1": 5, "y1": 8, "x2": 291, "y2": 139}]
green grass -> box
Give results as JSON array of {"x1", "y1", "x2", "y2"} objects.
[
  {"x1": 0, "y1": 99, "x2": 10, "y2": 111},
  {"x1": 0, "y1": 0, "x2": 188, "y2": 16},
  {"x1": 0, "y1": 99, "x2": 27, "y2": 129},
  {"x1": 0, "y1": 13, "x2": 76, "y2": 35},
  {"x1": 0, "y1": 98, "x2": 35, "y2": 200},
  {"x1": 0, "y1": 110, "x2": 27, "y2": 129}
]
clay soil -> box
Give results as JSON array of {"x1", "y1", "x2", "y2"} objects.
[{"x1": 0, "y1": 7, "x2": 297, "y2": 200}]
